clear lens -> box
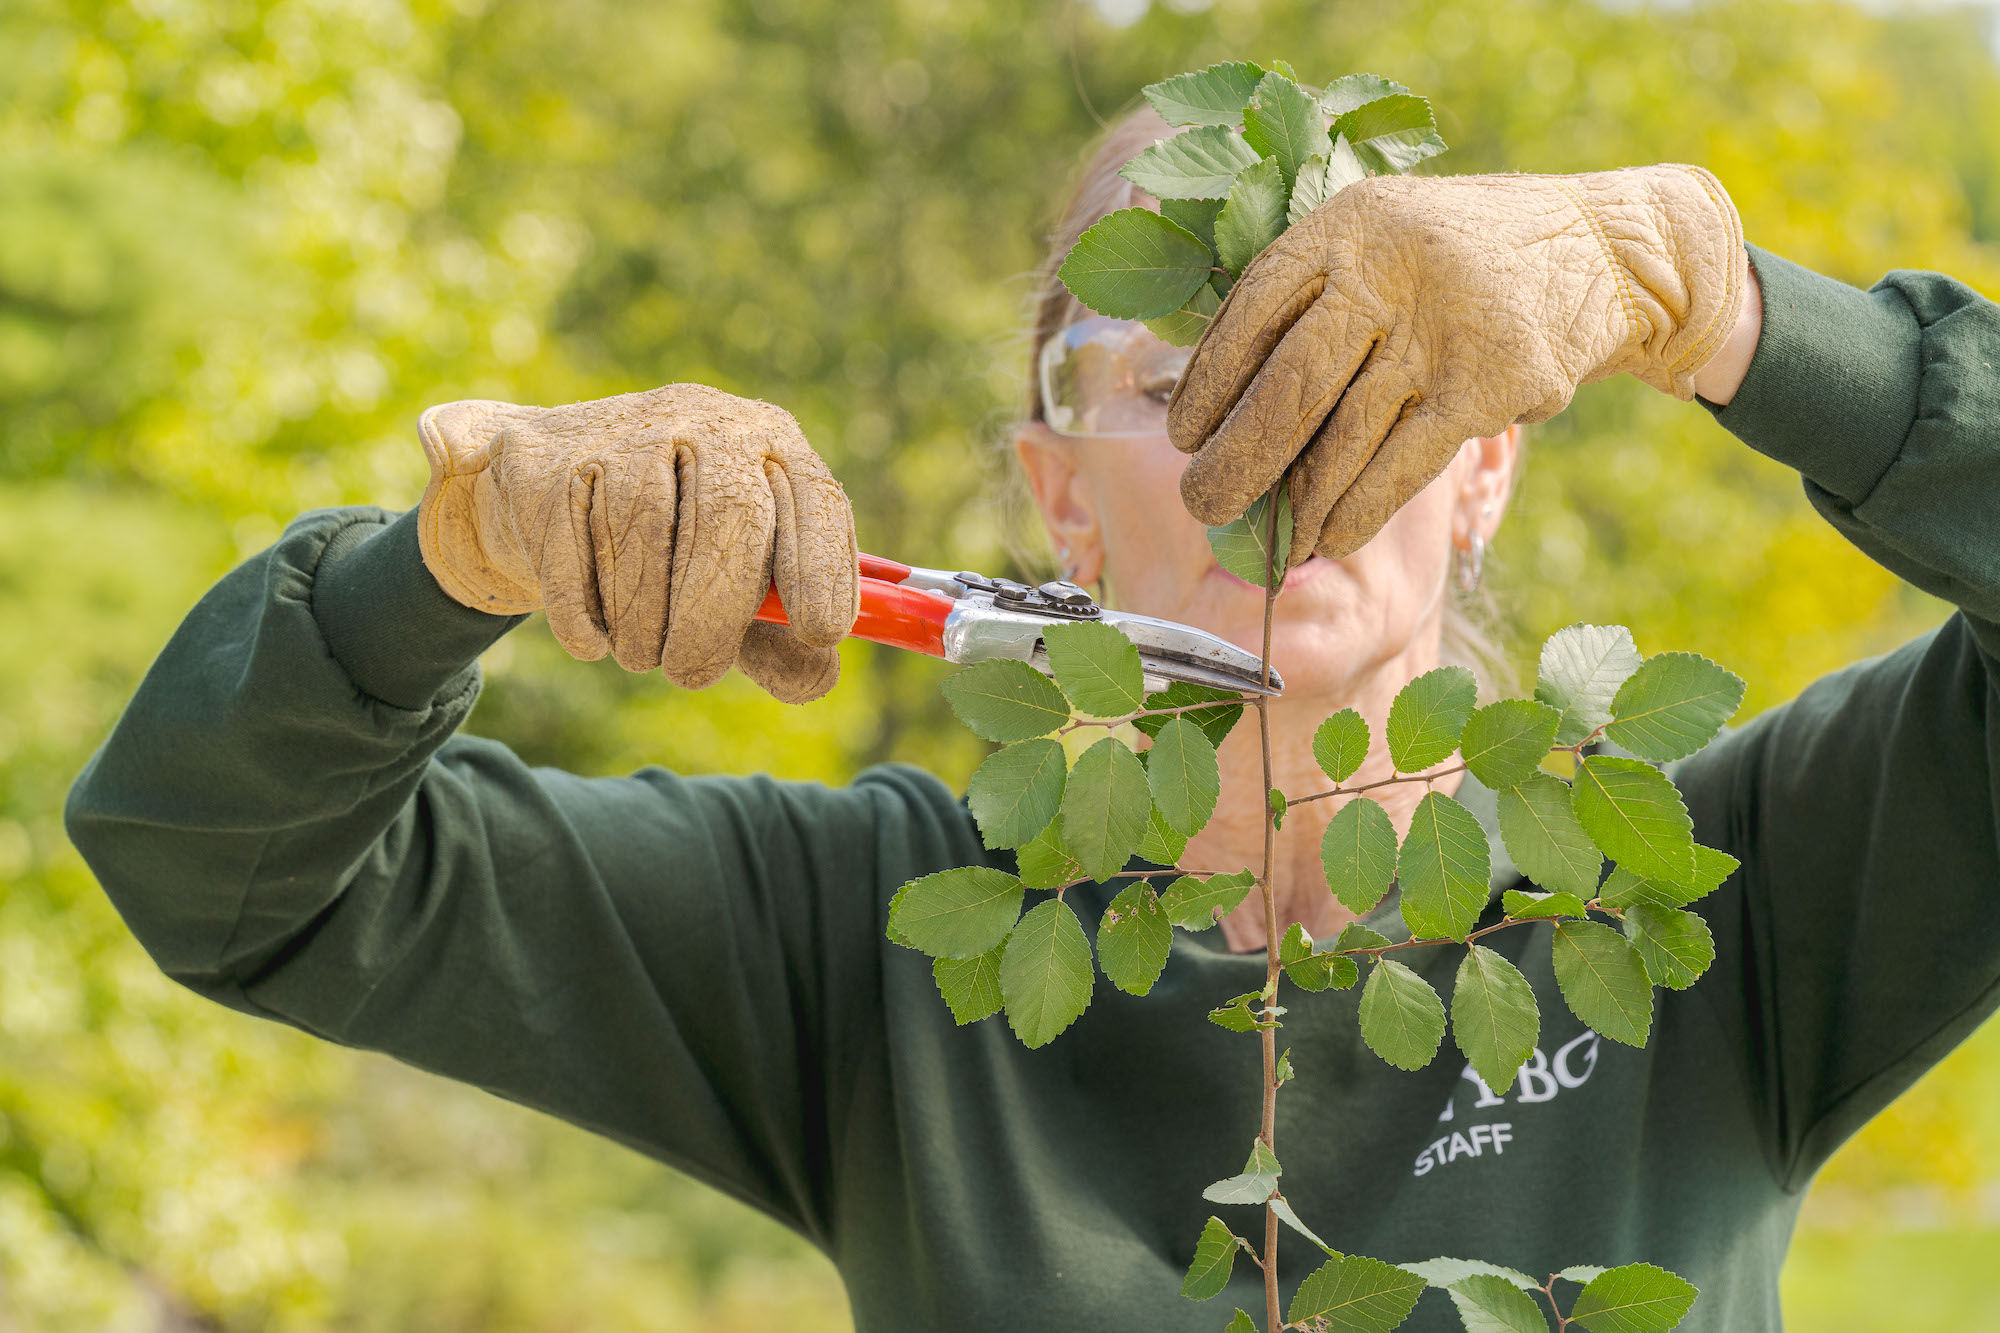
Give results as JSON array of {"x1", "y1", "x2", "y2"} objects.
[{"x1": 1037, "y1": 317, "x2": 1191, "y2": 438}]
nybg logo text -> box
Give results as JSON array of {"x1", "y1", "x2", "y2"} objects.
[{"x1": 1414, "y1": 1029, "x2": 1602, "y2": 1177}]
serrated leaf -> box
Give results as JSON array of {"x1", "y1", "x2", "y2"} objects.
[
  {"x1": 1207, "y1": 990, "x2": 1266, "y2": 1032},
  {"x1": 1568, "y1": 1263, "x2": 1698, "y2": 1333},
  {"x1": 1214, "y1": 157, "x2": 1289, "y2": 277},
  {"x1": 1289, "y1": 1251, "x2": 1428, "y2": 1330},
  {"x1": 1461, "y1": 699, "x2": 1562, "y2": 789},
  {"x1": 887, "y1": 866, "x2": 1024, "y2": 958},
  {"x1": 1160, "y1": 195, "x2": 1225, "y2": 250},
  {"x1": 1535, "y1": 625, "x2": 1643, "y2": 746},
  {"x1": 1181, "y1": 1216, "x2": 1244, "y2": 1300},
  {"x1": 1598, "y1": 843, "x2": 1739, "y2": 910},
  {"x1": 1497, "y1": 772, "x2": 1603, "y2": 897},
  {"x1": 966, "y1": 739, "x2": 1067, "y2": 848},
  {"x1": 1208, "y1": 487, "x2": 1292, "y2": 588},
  {"x1": 1552, "y1": 920, "x2": 1653, "y2": 1047},
  {"x1": 1059, "y1": 207, "x2": 1216, "y2": 319},
  {"x1": 1202, "y1": 1138, "x2": 1281, "y2": 1205},
  {"x1": 940, "y1": 659, "x2": 1070, "y2": 742},
  {"x1": 1098, "y1": 883, "x2": 1171, "y2": 996},
  {"x1": 1404, "y1": 1258, "x2": 1538, "y2": 1291},
  {"x1": 1149, "y1": 716, "x2": 1221, "y2": 836},
  {"x1": 1136, "y1": 805, "x2": 1190, "y2": 866},
  {"x1": 1276, "y1": 1048, "x2": 1295, "y2": 1084},
  {"x1": 1604, "y1": 651, "x2": 1746, "y2": 762},
  {"x1": 1387, "y1": 665, "x2": 1479, "y2": 773},
  {"x1": 999, "y1": 898, "x2": 1093, "y2": 1048},
  {"x1": 1226, "y1": 1312, "x2": 1257, "y2": 1333},
  {"x1": 1282, "y1": 922, "x2": 1358, "y2": 991},
  {"x1": 1271, "y1": 1196, "x2": 1334, "y2": 1253},
  {"x1": 1558, "y1": 1266, "x2": 1609, "y2": 1285},
  {"x1": 1332, "y1": 93, "x2": 1446, "y2": 174},
  {"x1": 1313, "y1": 708, "x2": 1371, "y2": 783},
  {"x1": 1501, "y1": 889, "x2": 1591, "y2": 919},
  {"x1": 1571, "y1": 756, "x2": 1694, "y2": 886},
  {"x1": 1398, "y1": 791, "x2": 1491, "y2": 941},
  {"x1": 1119, "y1": 123, "x2": 1264, "y2": 199},
  {"x1": 1442, "y1": 1273, "x2": 1553, "y2": 1333},
  {"x1": 1360, "y1": 959, "x2": 1446, "y2": 1071},
  {"x1": 1134, "y1": 680, "x2": 1246, "y2": 747},
  {"x1": 1043, "y1": 620, "x2": 1146, "y2": 718},
  {"x1": 1142, "y1": 60, "x2": 1267, "y2": 126},
  {"x1": 1451, "y1": 945, "x2": 1540, "y2": 1095},
  {"x1": 1243, "y1": 71, "x2": 1331, "y2": 187},
  {"x1": 1145, "y1": 279, "x2": 1220, "y2": 348},
  {"x1": 932, "y1": 947, "x2": 1003, "y2": 1024},
  {"x1": 1163, "y1": 869, "x2": 1258, "y2": 929},
  {"x1": 1318, "y1": 73, "x2": 1415, "y2": 116},
  {"x1": 1623, "y1": 904, "x2": 1715, "y2": 990},
  {"x1": 1333, "y1": 921, "x2": 1393, "y2": 954},
  {"x1": 1321, "y1": 796, "x2": 1398, "y2": 914},
  {"x1": 1288, "y1": 136, "x2": 1370, "y2": 225},
  {"x1": 1060, "y1": 736, "x2": 1151, "y2": 881},
  {"x1": 1015, "y1": 819, "x2": 1086, "y2": 890}
]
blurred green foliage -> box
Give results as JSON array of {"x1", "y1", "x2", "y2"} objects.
[{"x1": 4, "y1": 0, "x2": 2000, "y2": 1327}]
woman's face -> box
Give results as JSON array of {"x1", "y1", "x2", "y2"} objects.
[{"x1": 1018, "y1": 323, "x2": 1518, "y2": 700}]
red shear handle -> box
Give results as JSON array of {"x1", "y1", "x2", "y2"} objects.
[
  {"x1": 755, "y1": 576, "x2": 951, "y2": 656},
  {"x1": 858, "y1": 552, "x2": 912, "y2": 584}
]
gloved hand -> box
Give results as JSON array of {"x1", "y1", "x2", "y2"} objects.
[
  {"x1": 415, "y1": 384, "x2": 859, "y2": 703},
  {"x1": 1167, "y1": 164, "x2": 1746, "y2": 562}
]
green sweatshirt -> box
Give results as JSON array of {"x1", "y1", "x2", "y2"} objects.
[{"x1": 66, "y1": 247, "x2": 2000, "y2": 1331}]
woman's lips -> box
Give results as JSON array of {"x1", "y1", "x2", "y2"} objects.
[{"x1": 1211, "y1": 554, "x2": 1334, "y2": 592}]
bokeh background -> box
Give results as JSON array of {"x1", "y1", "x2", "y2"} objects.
[{"x1": 5, "y1": 0, "x2": 2000, "y2": 1327}]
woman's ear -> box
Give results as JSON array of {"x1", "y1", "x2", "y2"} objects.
[
  {"x1": 1014, "y1": 422, "x2": 1105, "y2": 584},
  {"x1": 1454, "y1": 423, "x2": 1522, "y2": 549}
]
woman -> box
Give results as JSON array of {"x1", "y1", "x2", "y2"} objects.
[{"x1": 67, "y1": 100, "x2": 2000, "y2": 1331}]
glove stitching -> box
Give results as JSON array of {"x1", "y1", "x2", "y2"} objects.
[
  {"x1": 1659, "y1": 166, "x2": 1745, "y2": 385},
  {"x1": 1554, "y1": 177, "x2": 1642, "y2": 372}
]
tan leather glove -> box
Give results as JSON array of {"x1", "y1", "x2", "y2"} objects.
[
  {"x1": 1167, "y1": 164, "x2": 1746, "y2": 561},
  {"x1": 415, "y1": 384, "x2": 859, "y2": 703}
]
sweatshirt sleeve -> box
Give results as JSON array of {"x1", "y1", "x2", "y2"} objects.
[
  {"x1": 63, "y1": 505, "x2": 986, "y2": 1248},
  {"x1": 1678, "y1": 246, "x2": 2000, "y2": 1186}
]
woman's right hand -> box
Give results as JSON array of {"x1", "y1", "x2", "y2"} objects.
[{"x1": 415, "y1": 384, "x2": 860, "y2": 703}]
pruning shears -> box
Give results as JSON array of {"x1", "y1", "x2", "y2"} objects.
[{"x1": 755, "y1": 553, "x2": 1283, "y2": 697}]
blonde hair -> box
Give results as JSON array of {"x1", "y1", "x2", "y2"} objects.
[{"x1": 1008, "y1": 103, "x2": 1520, "y2": 697}]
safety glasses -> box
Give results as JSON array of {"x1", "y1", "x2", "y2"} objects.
[{"x1": 1036, "y1": 316, "x2": 1192, "y2": 439}]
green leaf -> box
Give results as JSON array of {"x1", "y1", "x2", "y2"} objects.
[
  {"x1": 1202, "y1": 1138, "x2": 1281, "y2": 1205},
  {"x1": 1558, "y1": 1267, "x2": 1609, "y2": 1286},
  {"x1": 1181, "y1": 1216, "x2": 1244, "y2": 1300},
  {"x1": 1226, "y1": 1311, "x2": 1257, "y2": 1333},
  {"x1": 1397, "y1": 791, "x2": 1491, "y2": 941},
  {"x1": 1043, "y1": 620, "x2": 1146, "y2": 718},
  {"x1": 1160, "y1": 195, "x2": 1225, "y2": 251},
  {"x1": 887, "y1": 866, "x2": 1024, "y2": 958},
  {"x1": 1622, "y1": 904, "x2": 1715, "y2": 990},
  {"x1": 1318, "y1": 73, "x2": 1415, "y2": 116},
  {"x1": 1144, "y1": 279, "x2": 1220, "y2": 348},
  {"x1": 1496, "y1": 772, "x2": 1603, "y2": 898},
  {"x1": 1331, "y1": 93, "x2": 1447, "y2": 173},
  {"x1": 1058, "y1": 207, "x2": 1216, "y2": 319},
  {"x1": 940, "y1": 659, "x2": 1070, "y2": 742},
  {"x1": 1289, "y1": 1251, "x2": 1428, "y2": 1330},
  {"x1": 1207, "y1": 990, "x2": 1265, "y2": 1032},
  {"x1": 1060, "y1": 736, "x2": 1152, "y2": 881},
  {"x1": 1535, "y1": 625, "x2": 1643, "y2": 746},
  {"x1": 1451, "y1": 945, "x2": 1541, "y2": 1095},
  {"x1": 1118, "y1": 124, "x2": 1264, "y2": 199},
  {"x1": 1243, "y1": 71, "x2": 1331, "y2": 187},
  {"x1": 999, "y1": 899, "x2": 1094, "y2": 1048},
  {"x1": 1214, "y1": 157, "x2": 1289, "y2": 277},
  {"x1": 1571, "y1": 756, "x2": 1695, "y2": 886},
  {"x1": 1149, "y1": 716, "x2": 1221, "y2": 836},
  {"x1": 1163, "y1": 869, "x2": 1258, "y2": 929},
  {"x1": 1321, "y1": 796, "x2": 1399, "y2": 914},
  {"x1": 1208, "y1": 487, "x2": 1292, "y2": 589},
  {"x1": 1271, "y1": 1196, "x2": 1334, "y2": 1253},
  {"x1": 1441, "y1": 1273, "x2": 1553, "y2": 1333},
  {"x1": 1287, "y1": 136, "x2": 1370, "y2": 225},
  {"x1": 1313, "y1": 708, "x2": 1371, "y2": 783},
  {"x1": 1133, "y1": 681, "x2": 1247, "y2": 748},
  {"x1": 1276, "y1": 1048, "x2": 1295, "y2": 1084},
  {"x1": 1282, "y1": 922, "x2": 1359, "y2": 991},
  {"x1": 966, "y1": 739, "x2": 1066, "y2": 848},
  {"x1": 1568, "y1": 1263, "x2": 1698, "y2": 1333},
  {"x1": 1604, "y1": 651, "x2": 1746, "y2": 762},
  {"x1": 1501, "y1": 889, "x2": 1591, "y2": 920},
  {"x1": 1268, "y1": 787, "x2": 1287, "y2": 830},
  {"x1": 1332, "y1": 921, "x2": 1393, "y2": 954},
  {"x1": 1552, "y1": 920, "x2": 1653, "y2": 1047},
  {"x1": 1136, "y1": 805, "x2": 1190, "y2": 866},
  {"x1": 932, "y1": 948, "x2": 1003, "y2": 1024},
  {"x1": 1460, "y1": 699, "x2": 1562, "y2": 789},
  {"x1": 1598, "y1": 843, "x2": 1739, "y2": 910},
  {"x1": 1387, "y1": 665, "x2": 1479, "y2": 772},
  {"x1": 1404, "y1": 1258, "x2": 1538, "y2": 1291},
  {"x1": 1015, "y1": 819, "x2": 1086, "y2": 890},
  {"x1": 1360, "y1": 959, "x2": 1446, "y2": 1070},
  {"x1": 1098, "y1": 883, "x2": 1171, "y2": 996},
  {"x1": 1142, "y1": 61, "x2": 1267, "y2": 126}
]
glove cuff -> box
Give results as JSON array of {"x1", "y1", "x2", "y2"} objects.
[
  {"x1": 1574, "y1": 164, "x2": 1747, "y2": 398},
  {"x1": 416, "y1": 399, "x2": 544, "y2": 615}
]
